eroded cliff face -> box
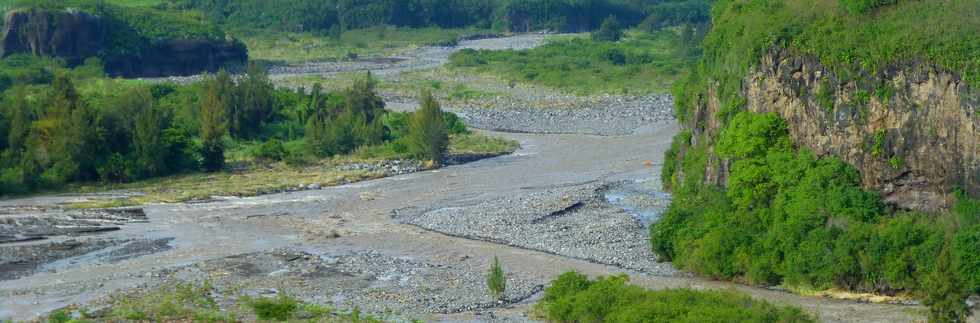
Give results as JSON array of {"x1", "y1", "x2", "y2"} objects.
[
  {"x1": 0, "y1": 9, "x2": 105, "y2": 64},
  {"x1": 0, "y1": 9, "x2": 247, "y2": 77},
  {"x1": 691, "y1": 48, "x2": 979, "y2": 211}
]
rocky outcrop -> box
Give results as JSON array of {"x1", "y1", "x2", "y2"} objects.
[
  {"x1": 0, "y1": 9, "x2": 247, "y2": 77},
  {"x1": 692, "y1": 48, "x2": 979, "y2": 211},
  {"x1": 0, "y1": 9, "x2": 106, "y2": 64},
  {"x1": 103, "y1": 38, "x2": 247, "y2": 77}
]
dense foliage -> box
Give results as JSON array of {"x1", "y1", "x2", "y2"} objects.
[
  {"x1": 149, "y1": 0, "x2": 712, "y2": 34},
  {"x1": 537, "y1": 272, "x2": 816, "y2": 322},
  {"x1": 449, "y1": 29, "x2": 702, "y2": 95},
  {"x1": 660, "y1": 3, "x2": 980, "y2": 319},
  {"x1": 656, "y1": 111, "x2": 979, "y2": 318},
  {"x1": 0, "y1": 57, "x2": 465, "y2": 195}
]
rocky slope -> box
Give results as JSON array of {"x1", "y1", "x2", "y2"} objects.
[
  {"x1": 0, "y1": 9, "x2": 246, "y2": 77},
  {"x1": 690, "y1": 48, "x2": 979, "y2": 211}
]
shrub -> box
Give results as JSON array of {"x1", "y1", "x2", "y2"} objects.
[
  {"x1": 248, "y1": 295, "x2": 298, "y2": 321},
  {"x1": 923, "y1": 244, "x2": 970, "y2": 323},
  {"x1": 407, "y1": 91, "x2": 448, "y2": 162},
  {"x1": 254, "y1": 139, "x2": 287, "y2": 161},
  {"x1": 486, "y1": 256, "x2": 506, "y2": 300},
  {"x1": 591, "y1": 16, "x2": 623, "y2": 42},
  {"x1": 443, "y1": 112, "x2": 469, "y2": 135},
  {"x1": 538, "y1": 272, "x2": 817, "y2": 323},
  {"x1": 840, "y1": 0, "x2": 900, "y2": 14}
]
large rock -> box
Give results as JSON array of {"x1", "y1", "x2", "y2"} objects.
[
  {"x1": 0, "y1": 9, "x2": 247, "y2": 77},
  {"x1": 690, "y1": 47, "x2": 979, "y2": 211},
  {"x1": 104, "y1": 38, "x2": 247, "y2": 77},
  {"x1": 0, "y1": 9, "x2": 106, "y2": 64}
]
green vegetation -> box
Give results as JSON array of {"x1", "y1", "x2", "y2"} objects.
[
  {"x1": 486, "y1": 256, "x2": 507, "y2": 300},
  {"x1": 0, "y1": 57, "x2": 513, "y2": 197},
  {"x1": 592, "y1": 16, "x2": 624, "y2": 42},
  {"x1": 536, "y1": 272, "x2": 816, "y2": 322},
  {"x1": 5, "y1": 0, "x2": 225, "y2": 58},
  {"x1": 656, "y1": 111, "x2": 978, "y2": 318},
  {"x1": 41, "y1": 283, "x2": 386, "y2": 322},
  {"x1": 661, "y1": 1, "x2": 980, "y2": 319},
  {"x1": 243, "y1": 27, "x2": 480, "y2": 64},
  {"x1": 449, "y1": 29, "x2": 702, "y2": 95},
  {"x1": 407, "y1": 91, "x2": 449, "y2": 162},
  {"x1": 674, "y1": 0, "x2": 980, "y2": 123},
  {"x1": 164, "y1": 0, "x2": 654, "y2": 34}
]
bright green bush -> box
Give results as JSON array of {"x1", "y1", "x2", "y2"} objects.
[
  {"x1": 654, "y1": 111, "x2": 958, "y2": 296},
  {"x1": 538, "y1": 272, "x2": 817, "y2": 323},
  {"x1": 247, "y1": 295, "x2": 298, "y2": 321}
]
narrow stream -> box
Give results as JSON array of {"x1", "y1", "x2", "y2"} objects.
[{"x1": 604, "y1": 179, "x2": 672, "y2": 226}]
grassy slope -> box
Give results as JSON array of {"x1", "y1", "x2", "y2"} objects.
[
  {"x1": 449, "y1": 30, "x2": 699, "y2": 95},
  {"x1": 243, "y1": 26, "x2": 484, "y2": 64},
  {"x1": 677, "y1": 0, "x2": 980, "y2": 121}
]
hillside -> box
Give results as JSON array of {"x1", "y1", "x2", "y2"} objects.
[
  {"x1": 658, "y1": 0, "x2": 979, "y2": 319},
  {"x1": 0, "y1": 0, "x2": 245, "y2": 77}
]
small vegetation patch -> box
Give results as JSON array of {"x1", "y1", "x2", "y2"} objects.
[{"x1": 536, "y1": 272, "x2": 817, "y2": 322}]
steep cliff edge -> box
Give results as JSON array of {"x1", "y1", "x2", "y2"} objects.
[
  {"x1": 692, "y1": 48, "x2": 979, "y2": 211},
  {"x1": 654, "y1": 0, "x2": 980, "y2": 310},
  {"x1": 0, "y1": 8, "x2": 247, "y2": 77}
]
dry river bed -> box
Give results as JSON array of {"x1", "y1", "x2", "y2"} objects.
[{"x1": 0, "y1": 35, "x2": 962, "y2": 322}]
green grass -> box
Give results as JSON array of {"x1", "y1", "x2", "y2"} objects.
[
  {"x1": 536, "y1": 272, "x2": 817, "y2": 323},
  {"x1": 448, "y1": 29, "x2": 699, "y2": 95},
  {"x1": 449, "y1": 133, "x2": 519, "y2": 155},
  {"x1": 675, "y1": 0, "x2": 980, "y2": 122},
  {"x1": 42, "y1": 282, "x2": 388, "y2": 322},
  {"x1": 243, "y1": 26, "x2": 485, "y2": 64}
]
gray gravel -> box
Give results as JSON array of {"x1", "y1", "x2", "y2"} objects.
[
  {"x1": 129, "y1": 248, "x2": 544, "y2": 319},
  {"x1": 450, "y1": 94, "x2": 675, "y2": 136},
  {"x1": 398, "y1": 182, "x2": 678, "y2": 276}
]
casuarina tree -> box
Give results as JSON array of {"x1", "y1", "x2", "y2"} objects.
[{"x1": 407, "y1": 90, "x2": 448, "y2": 163}]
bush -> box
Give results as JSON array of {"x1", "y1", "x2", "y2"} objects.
[
  {"x1": 839, "y1": 0, "x2": 900, "y2": 14},
  {"x1": 407, "y1": 91, "x2": 448, "y2": 162},
  {"x1": 248, "y1": 295, "x2": 298, "y2": 321},
  {"x1": 254, "y1": 139, "x2": 287, "y2": 161},
  {"x1": 538, "y1": 272, "x2": 817, "y2": 323},
  {"x1": 591, "y1": 16, "x2": 623, "y2": 42},
  {"x1": 654, "y1": 111, "x2": 956, "y2": 299},
  {"x1": 486, "y1": 256, "x2": 506, "y2": 300}
]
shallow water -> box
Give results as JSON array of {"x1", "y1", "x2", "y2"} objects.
[{"x1": 604, "y1": 179, "x2": 672, "y2": 226}]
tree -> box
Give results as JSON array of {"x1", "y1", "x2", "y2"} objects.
[
  {"x1": 47, "y1": 75, "x2": 102, "y2": 182},
  {"x1": 592, "y1": 15, "x2": 623, "y2": 42},
  {"x1": 923, "y1": 242, "x2": 970, "y2": 323},
  {"x1": 5, "y1": 86, "x2": 31, "y2": 152},
  {"x1": 407, "y1": 90, "x2": 448, "y2": 162},
  {"x1": 235, "y1": 62, "x2": 274, "y2": 139},
  {"x1": 486, "y1": 256, "x2": 506, "y2": 301},
  {"x1": 131, "y1": 88, "x2": 167, "y2": 178},
  {"x1": 201, "y1": 72, "x2": 229, "y2": 172}
]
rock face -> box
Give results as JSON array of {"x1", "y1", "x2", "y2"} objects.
[
  {"x1": 0, "y1": 9, "x2": 106, "y2": 64},
  {"x1": 103, "y1": 38, "x2": 247, "y2": 78},
  {"x1": 691, "y1": 47, "x2": 979, "y2": 211},
  {"x1": 0, "y1": 9, "x2": 247, "y2": 77}
]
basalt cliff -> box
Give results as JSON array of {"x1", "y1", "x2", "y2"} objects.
[
  {"x1": 691, "y1": 48, "x2": 978, "y2": 211},
  {"x1": 0, "y1": 9, "x2": 246, "y2": 77}
]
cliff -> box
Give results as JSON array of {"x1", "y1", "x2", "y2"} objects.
[
  {"x1": 0, "y1": 9, "x2": 247, "y2": 77},
  {"x1": 689, "y1": 48, "x2": 979, "y2": 211}
]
